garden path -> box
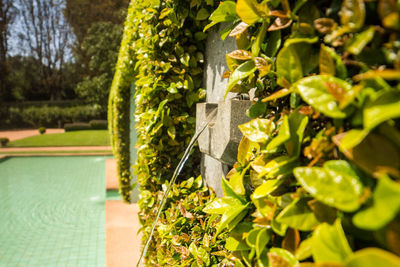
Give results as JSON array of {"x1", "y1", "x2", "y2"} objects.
[{"x1": 0, "y1": 129, "x2": 64, "y2": 141}]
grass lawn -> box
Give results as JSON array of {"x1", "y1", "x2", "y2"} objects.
[{"x1": 7, "y1": 130, "x2": 110, "y2": 147}]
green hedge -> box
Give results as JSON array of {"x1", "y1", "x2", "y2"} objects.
[
  {"x1": 201, "y1": 0, "x2": 400, "y2": 266},
  {"x1": 108, "y1": 1, "x2": 137, "y2": 202},
  {"x1": 0, "y1": 104, "x2": 105, "y2": 129},
  {"x1": 127, "y1": 0, "x2": 215, "y2": 264}
]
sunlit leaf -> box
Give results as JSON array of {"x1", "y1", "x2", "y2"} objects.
[
  {"x1": 276, "y1": 45, "x2": 303, "y2": 86},
  {"x1": 340, "y1": 0, "x2": 365, "y2": 31},
  {"x1": 345, "y1": 248, "x2": 400, "y2": 267},
  {"x1": 293, "y1": 75, "x2": 353, "y2": 118},
  {"x1": 225, "y1": 60, "x2": 257, "y2": 97},
  {"x1": 353, "y1": 175, "x2": 400, "y2": 230},
  {"x1": 312, "y1": 219, "x2": 352, "y2": 263},
  {"x1": 345, "y1": 26, "x2": 375, "y2": 55},
  {"x1": 239, "y1": 118, "x2": 276, "y2": 144},
  {"x1": 276, "y1": 197, "x2": 320, "y2": 231},
  {"x1": 364, "y1": 91, "x2": 400, "y2": 129},
  {"x1": 204, "y1": 1, "x2": 238, "y2": 31},
  {"x1": 294, "y1": 160, "x2": 364, "y2": 212}
]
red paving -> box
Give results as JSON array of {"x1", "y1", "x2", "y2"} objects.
[
  {"x1": 0, "y1": 129, "x2": 64, "y2": 141},
  {"x1": 0, "y1": 130, "x2": 141, "y2": 266},
  {"x1": 106, "y1": 158, "x2": 141, "y2": 267}
]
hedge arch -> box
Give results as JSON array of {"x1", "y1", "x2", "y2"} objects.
[{"x1": 108, "y1": 1, "x2": 137, "y2": 203}]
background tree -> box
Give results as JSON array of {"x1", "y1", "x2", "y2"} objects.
[
  {"x1": 75, "y1": 22, "x2": 123, "y2": 114},
  {"x1": 64, "y1": 0, "x2": 129, "y2": 110},
  {"x1": 0, "y1": 0, "x2": 15, "y2": 102},
  {"x1": 17, "y1": 0, "x2": 73, "y2": 100}
]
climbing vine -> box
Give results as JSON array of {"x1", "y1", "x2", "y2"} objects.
[{"x1": 203, "y1": 0, "x2": 400, "y2": 266}]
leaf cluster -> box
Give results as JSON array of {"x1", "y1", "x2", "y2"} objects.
[{"x1": 203, "y1": 0, "x2": 400, "y2": 266}]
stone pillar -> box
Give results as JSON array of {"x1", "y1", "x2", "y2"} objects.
[{"x1": 201, "y1": 25, "x2": 236, "y2": 197}]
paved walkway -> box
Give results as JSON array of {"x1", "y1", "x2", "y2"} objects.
[
  {"x1": 105, "y1": 158, "x2": 141, "y2": 267},
  {"x1": 0, "y1": 129, "x2": 64, "y2": 141}
]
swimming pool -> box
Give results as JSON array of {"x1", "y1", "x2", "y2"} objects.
[{"x1": 0, "y1": 156, "x2": 108, "y2": 266}]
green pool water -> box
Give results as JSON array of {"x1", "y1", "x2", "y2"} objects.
[{"x1": 0, "y1": 156, "x2": 108, "y2": 266}]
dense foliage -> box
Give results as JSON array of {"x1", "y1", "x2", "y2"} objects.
[
  {"x1": 201, "y1": 0, "x2": 400, "y2": 266},
  {"x1": 0, "y1": 102, "x2": 104, "y2": 129},
  {"x1": 108, "y1": 1, "x2": 137, "y2": 202},
  {"x1": 125, "y1": 0, "x2": 217, "y2": 263}
]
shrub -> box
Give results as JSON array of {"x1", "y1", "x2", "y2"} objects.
[
  {"x1": 38, "y1": 127, "x2": 46, "y2": 134},
  {"x1": 89, "y1": 120, "x2": 107, "y2": 129},
  {"x1": 64, "y1": 122, "x2": 91, "y2": 132},
  {"x1": 201, "y1": 0, "x2": 400, "y2": 266},
  {"x1": 0, "y1": 103, "x2": 105, "y2": 129},
  {"x1": 0, "y1": 137, "x2": 9, "y2": 147}
]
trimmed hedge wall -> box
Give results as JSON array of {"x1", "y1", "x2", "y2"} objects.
[
  {"x1": 130, "y1": 0, "x2": 215, "y2": 264},
  {"x1": 108, "y1": 1, "x2": 137, "y2": 203},
  {"x1": 0, "y1": 104, "x2": 104, "y2": 129}
]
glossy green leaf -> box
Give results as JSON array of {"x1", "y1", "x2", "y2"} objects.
[
  {"x1": 217, "y1": 204, "x2": 249, "y2": 235},
  {"x1": 204, "y1": 1, "x2": 238, "y2": 31},
  {"x1": 203, "y1": 197, "x2": 243, "y2": 214},
  {"x1": 319, "y1": 44, "x2": 336, "y2": 75},
  {"x1": 222, "y1": 175, "x2": 247, "y2": 203},
  {"x1": 294, "y1": 160, "x2": 363, "y2": 212},
  {"x1": 258, "y1": 156, "x2": 298, "y2": 179},
  {"x1": 238, "y1": 137, "x2": 259, "y2": 164},
  {"x1": 295, "y1": 238, "x2": 313, "y2": 261},
  {"x1": 252, "y1": 178, "x2": 285, "y2": 199},
  {"x1": 312, "y1": 219, "x2": 353, "y2": 263},
  {"x1": 276, "y1": 198, "x2": 320, "y2": 231},
  {"x1": 340, "y1": 0, "x2": 365, "y2": 31},
  {"x1": 229, "y1": 166, "x2": 249, "y2": 196},
  {"x1": 265, "y1": 30, "x2": 281, "y2": 57},
  {"x1": 269, "y1": 248, "x2": 299, "y2": 266},
  {"x1": 256, "y1": 228, "x2": 271, "y2": 258},
  {"x1": 286, "y1": 111, "x2": 309, "y2": 157},
  {"x1": 276, "y1": 45, "x2": 303, "y2": 86},
  {"x1": 293, "y1": 75, "x2": 353, "y2": 118},
  {"x1": 251, "y1": 22, "x2": 268, "y2": 57},
  {"x1": 353, "y1": 175, "x2": 400, "y2": 230},
  {"x1": 236, "y1": 0, "x2": 268, "y2": 25},
  {"x1": 335, "y1": 129, "x2": 369, "y2": 150},
  {"x1": 246, "y1": 227, "x2": 262, "y2": 248},
  {"x1": 364, "y1": 91, "x2": 400, "y2": 130},
  {"x1": 225, "y1": 236, "x2": 251, "y2": 251},
  {"x1": 238, "y1": 118, "x2": 276, "y2": 144},
  {"x1": 266, "y1": 115, "x2": 291, "y2": 151},
  {"x1": 345, "y1": 26, "x2": 375, "y2": 55},
  {"x1": 345, "y1": 248, "x2": 400, "y2": 267},
  {"x1": 225, "y1": 60, "x2": 257, "y2": 97}
]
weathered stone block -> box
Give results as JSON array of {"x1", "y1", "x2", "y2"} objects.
[{"x1": 196, "y1": 99, "x2": 252, "y2": 166}]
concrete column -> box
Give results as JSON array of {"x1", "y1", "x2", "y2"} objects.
[{"x1": 201, "y1": 24, "x2": 237, "y2": 196}]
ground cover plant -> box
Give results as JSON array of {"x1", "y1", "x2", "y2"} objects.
[
  {"x1": 7, "y1": 130, "x2": 110, "y2": 147},
  {"x1": 200, "y1": 0, "x2": 400, "y2": 266}
]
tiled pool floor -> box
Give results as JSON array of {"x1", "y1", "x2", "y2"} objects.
[{"x1": 0, "y1": 156, "x2": 107, "y2": 266}]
